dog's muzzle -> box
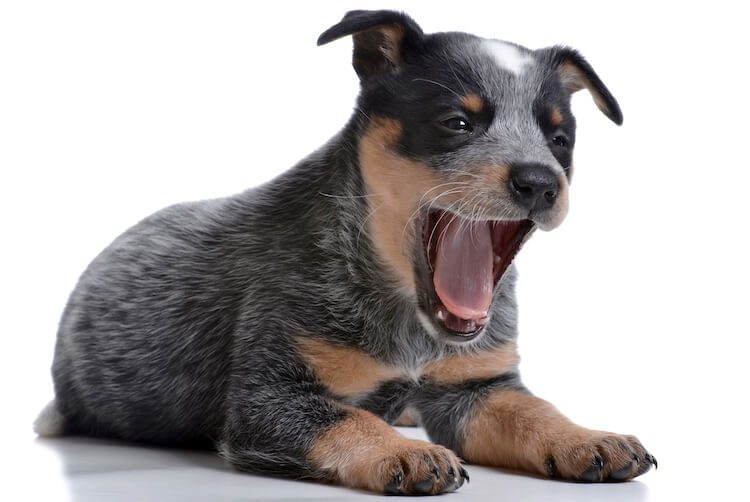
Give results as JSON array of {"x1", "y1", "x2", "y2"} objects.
[{"x1": 508, "y1": 162, "x2": 559, "y2": 213}]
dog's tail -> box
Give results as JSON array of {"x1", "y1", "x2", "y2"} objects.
[{"x1": 33, "y1": 399, "x2": 68, "y2": 437}]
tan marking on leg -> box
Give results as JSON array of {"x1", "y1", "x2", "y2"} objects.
[
  {"x1": 462, "y1": 390, "x2": 651, "y2": 481},
  {"x1": 310, "y1": 408, "x2": 402, "y2": 490},
  {"x1": 296, "y1": 338, "x2": 403, "y2": 397},
  {"x1": 359, "y1": 118, "x2": 464, "y2": 293},
  {"x1": 461, "y1": 94, "x2": 484, "y2": 113},
  {"x1": 463, "y1": 390, "x2": 576, "y2": 474},
  {"x1": 550, "y1": 108, "x2": 563, "y2": 127},
  {"x1": 310, "y1": 408, "x2": 463, "y2": 494},
  {"x1": 420, "y1": 342, "x2": 519, "y2": 385}
]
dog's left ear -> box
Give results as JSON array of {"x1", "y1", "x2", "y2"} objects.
[
  {"x1": 544, "y1": 46, "x2": 623, "y2": 125},
  {"x1": 317, "y1": 10, "x2": 424, "y2": 79}
]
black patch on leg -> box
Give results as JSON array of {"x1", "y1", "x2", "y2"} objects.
[{"x1": 414, "y1": 372, "x2": 526, "y2": 453}]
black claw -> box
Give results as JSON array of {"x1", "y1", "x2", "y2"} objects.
[
  {"x1": 384, "y1": 485, "x2": 403, "y2": 495},
  {"x1": 579, "y1": 456, "x2": 603, "y2": 483},
  {"x1": 384, "y1": 471, "x2": 404, "y2": 495},
  {"x1": 438, "y1": 453, "x2": 462, "y2": 491},
  {"x1": 579, "y1": 465, "x2": 601, "y2": 483},
  {"x1": 425, "y1": 454, "x2": 440, "y2": 479},
  {"x1": 455, "y1": 473, "x2": 465, "y2": 490},
  {"x1": 635, "y1": 459, "x2": 653, "y2": 476},
  {"x1": 609, "y1": 461, "x2": 634, "y2": 481},
  {"x1": 544, "y1": 457, "x2": 557, "y2": 478},
  {"x1": 459, "y1": 466, "x2": 470, "y2": 483},
  {"x1": 414, "y1": 478, "x2": 434, "y2": 494}
]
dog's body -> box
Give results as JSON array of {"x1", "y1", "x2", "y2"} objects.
[{"x1": 37, "y1": 11, "x2": 655, "y2": 495}]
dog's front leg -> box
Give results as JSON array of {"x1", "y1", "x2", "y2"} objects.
[
  {"x1": 219, "y1": 349, "x2": 468, "y2": 495},
  {"x1": 418, "y1": 380, "x2": 655, "y2": 482},
  {"x1": 463, "y1": 389, "x2": 657, "y2": 481}
]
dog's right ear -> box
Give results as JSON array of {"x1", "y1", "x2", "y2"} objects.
[{"x1": 317, "y1": 10, "x2": 424, "y2": 79}]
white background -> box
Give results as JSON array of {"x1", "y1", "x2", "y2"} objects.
[{"x1": 1, "y1": 1, "x2": 749, "y2": 500}]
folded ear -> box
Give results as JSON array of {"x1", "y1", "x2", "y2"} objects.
[
  {"x1": 317, "y1": 10, "x2": 424, "y2": 79},
  {"x1": 547, "y1": 46, "x2": 623, "y2": 125}
]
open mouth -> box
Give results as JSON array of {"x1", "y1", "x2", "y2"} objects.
[{"x1": 422, "y1": 210, "x2": 535, "y2": 339}]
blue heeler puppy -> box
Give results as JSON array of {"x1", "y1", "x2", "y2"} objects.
[{"x1": 36, "y1": 10, "x2": 656, "y2": 495}]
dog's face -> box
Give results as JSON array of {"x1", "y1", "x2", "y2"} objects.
[{"x1": 319, "y1": 11, "x2": 622, "y2": 344}]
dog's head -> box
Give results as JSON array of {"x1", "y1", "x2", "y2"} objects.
[{"x1": 319, "y1": 10, "x2": 622, "y2": 344}]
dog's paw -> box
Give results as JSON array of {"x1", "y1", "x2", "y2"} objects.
[
  {"x1": 310, "y1": 409, "x2": 468, "y2": 495},
  {"x1": 371, "y1": 440, "x2": 468, "y2": 495},
  {"x1": 542, "y1": 431, "x2": 656, "y2": 482}
]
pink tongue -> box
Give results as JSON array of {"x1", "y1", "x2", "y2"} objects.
[{"x1": 433, "y1": 217, "x2": 494, "y2": 320}]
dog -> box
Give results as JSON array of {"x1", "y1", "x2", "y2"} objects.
[{"x1": 35, "y1": 10, "x2": 656, "y2": 495}]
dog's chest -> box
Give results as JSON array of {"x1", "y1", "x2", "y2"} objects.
[{"x1": 295, "y1": 337, "x2": 519, "y2": 422}]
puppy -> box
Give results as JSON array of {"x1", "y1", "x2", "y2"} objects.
[{"x1": 36, "y1": 10, "x2": 656, "y2": 495}]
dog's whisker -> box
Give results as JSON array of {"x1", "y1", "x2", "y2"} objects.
[
  {"x1": 429, "y1": 196, "x2": 469, "y2": 261},
  {"x1": 443, "y1": 50, "x2": 468, "y2": 96},
  {"x1": 356, "y1": 201, "x2": 384, "y2": 251},
  {"x1": 416, "y1": 181, "x2": 471, "y2": 209},
  {"x1": 401, "y1": 187, "x2": 467, "y2": 253},
  {"x1": 401, "y1": 181, "x2": 472, "y2": 240},
  {"x1": 355, "y1": 106, "x2": 372, "y2": 122},
  {"x1": 318, "y1": 191, "x2": 386, "y2": 200},
  {"x1": 411, "y1": 78, "x2": 463, "y2": 99},
  {"x1": 405, "y1": 185, "x2": 466, "y2": 230}
]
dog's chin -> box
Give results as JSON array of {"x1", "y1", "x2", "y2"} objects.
[{"x1": 415, "y1": 208, "x2": 536, "y2": 344}]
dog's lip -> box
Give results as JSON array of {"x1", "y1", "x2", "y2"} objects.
[
  {"x1": 418, "y1": 209, "x2": 535, "y2": 340},
  {"x1": 437, "y1": 322, "x2": 485, "y2": 341}
]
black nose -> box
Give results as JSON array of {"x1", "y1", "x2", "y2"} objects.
[{"x1": 508, "y1": 163, "x2": 559, "y2": 212}]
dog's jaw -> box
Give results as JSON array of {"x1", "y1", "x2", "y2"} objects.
[{"x1": 415, "y1": 209, "x2": 535, "y2": 344}]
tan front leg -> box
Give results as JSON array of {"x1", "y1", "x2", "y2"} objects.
[
  {"x1": 462, "y1": 390, "x2": 656, "y2": 482},
  {"x1": 310, "y1": 408, "x2": 468, "y2": 495}
]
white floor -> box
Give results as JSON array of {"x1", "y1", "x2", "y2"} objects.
[{"x1": 8, "y1": 427, "x2": 667, "y2": 502}]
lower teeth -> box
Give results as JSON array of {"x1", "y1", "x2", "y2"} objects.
[{"x1": 436, "y1": 307, "x2": 447, "y2": 321}]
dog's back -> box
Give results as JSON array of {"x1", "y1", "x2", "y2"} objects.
[
  {"x1": 45, "y1": 145, "x2": 348, "y2": 443},
  {"x1": 49, "y1": 197, "x2": 240, "y2": 444}
]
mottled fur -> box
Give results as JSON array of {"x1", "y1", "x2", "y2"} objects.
[{"x1": 39, "y1": 10, "x2": 654, "y2": 495}]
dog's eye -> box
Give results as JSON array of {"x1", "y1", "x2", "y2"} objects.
[
  {"x1": 440, "y1": 117, "x2": 473, "y2": 133},
  {"x1": 551, "y1": 135, "x2": 569, "y2": 148}
]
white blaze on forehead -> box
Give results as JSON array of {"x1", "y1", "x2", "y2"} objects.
[{"x1": 483, "y1": 40, "x2": 533, "y2": 76}]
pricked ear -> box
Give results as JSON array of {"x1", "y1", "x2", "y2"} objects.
[
  {"x1": 547, "y1": 46, "x2": 623, "y2": 125},
  {"x1": 317, "y1": 10, "x2": 424, "y2": 79}
]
